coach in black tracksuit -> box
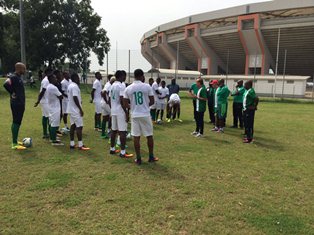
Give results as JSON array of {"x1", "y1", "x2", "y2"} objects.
[{"x1": 3, "y1": 63, "x2": 26, "y2": 149}]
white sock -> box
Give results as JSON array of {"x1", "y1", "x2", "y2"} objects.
[
  {"x1": 117, "y1": 136, "x2": 121, "y2": 145},
  {"x1": 70, "y1": 141, "x2": 75, "y2": 146},
  {"x1": 78, "y1": 141, "x2": 83, "y2": 147},
  {"x1": 110, "y1": 147, "x2": 115, "y2": 151},
  {"x1": 121, "y1": 149, "x2": 126, "y2": 155}
]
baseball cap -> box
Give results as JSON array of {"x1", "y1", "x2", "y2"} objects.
[{"x1": 210, "y1": 80, "x2": 218, "y2": 85}]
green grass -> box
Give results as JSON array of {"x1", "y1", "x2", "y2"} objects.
[{"x1": 0, "y1": 82, "x2": 314, "y2": 234}]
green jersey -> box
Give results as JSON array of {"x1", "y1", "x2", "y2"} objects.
[
  {"x1": 196, "y1": 87, "x2": 207, "y2": 112},
  {"x1": 243, "y1": 88, "x2": 257, "y2": 111},
  {"x1": 232, "y1": 86, "x2": 245, "y2": 103},
  {"x1": 191, "y1": 83, "x2": 206, "y2": 100},
  {"x1": 216, "y1": 85, "x2": 230, "y2": 106}
]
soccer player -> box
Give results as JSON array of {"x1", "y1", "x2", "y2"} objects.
[
  {"x1": 243, "y1": 80, "x2": 259, "y2": 144},
  {"x1": 191, "y1": 78, "x2": 207, "y2": 137},
  {"x1": 156, "y1": 81, "x2": 169, "y2": 122},
  {"x1": 35, "y1": 68, "x2": 53, "y2": 139},
  {"x1": 231, "y1": 80, "x2": 245, "y2": 128},
  {"x1": 166, "y1": 79, "x2": 180, "y2": 121},
  {"x1": 46, "y1": 74, "x2": 64, "y2": 146},
  {"x1": 3, "y1": 62, "x2": 27, "y2": 150},
  {"x1": 189, "y1": 80, "x2": 198, "y2": 121},
  {"x1": 148, "y1": 78, "x2": 156, "y2": 120},
  {"x1": 167, "y1": 93, "x2": 181, "y2": 122},
  {"x1": 212, "y1": 79, "x2": 230, "y2": 133},
  {"x1": 67, "y1": 73, "x2": 90, "y2": 150},
  {"x1": 100, "y1": 75, "x2": 115, "y2": 138},
  {"x1": 61, "y1": 71, "x2": 71, "y2": 130},
  {"x1": 123, "y1": 69, "x2": 158, "y2": 165},
  {"x1": 109, "y1": 71, "x2": 133, "y2": 158},
  {"x1": 151, "y1": 77, "x2": 161, "y2": 122},
  {"x1": 91, "y1": 72, "x2": 103, "y2": 131},
  {"x1": 207, "y1": 80, "x2": 218, "y2": 124}
]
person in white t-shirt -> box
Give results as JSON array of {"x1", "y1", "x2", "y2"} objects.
[
  {"x1": 61, "y1": 71, "x2": 71, "y2": 130},
  {"x1": 67, "y1": 73, "x2": 90, "y2": 151},
  {"x1": 34, "y1": 68, "x2": 53, "y2": 139},
  {"x1": 167, "y1": 93, "x2": 182, "y2": 122},
  {"x1": 91, "y1": 72, "x2": 103, "y2": 131},
  {"x1": 109, "y1": 70, "x2": 133, "y2": 158},
  {"x1": 150, "y1": 77, "x2": 161, "y2": 122},
  {"x1": 156, "y1": 81, "x2": 169, "y2": 122},
  {"x1": 46, "y1": 74, "x2": 63, "y2": 145},
  {"x1": 100, "y1": 75, "x2": 115, "y2": 138},
  {"x1": 123, "y1": 69, "x2": 158, "y2": 165}
]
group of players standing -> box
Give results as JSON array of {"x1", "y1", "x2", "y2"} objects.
[{"x1": 189, "y1": 77, "x2": 259, "y2": 143}]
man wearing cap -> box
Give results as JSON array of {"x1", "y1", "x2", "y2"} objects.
[
  {"x1": 207, "y1": 80, "x2": 218, "y2": 124},
  {"x1": 212, "y1": 79, "x2": 230, "y2": 133},
  {"x1": 243, "y1": 80, "x2": 259, "y2": 143},
  {"x1": 231, "y1": 80, "x2": 245, "y2": 128}
]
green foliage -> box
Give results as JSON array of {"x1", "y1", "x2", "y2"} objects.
[{"x1": 0, "y1": 0, "x2": 110, "y2": 73}]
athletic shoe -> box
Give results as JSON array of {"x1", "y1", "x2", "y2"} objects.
[
  {"x1": 79, "y1": 145, "x2": 90, "y2": 151},
  {"x1": 176, "y1": 119, "x2": 183, "y2": 123},
  {"x1": 211, "y1": 127, "x2": 219, "y2": 132},
  {"x1": 148, "y1": 157, "x2": 159, "y2": 163},
  {"x1": 70, "y1": 145, "x2": 78, "y2": 149},
  {"x1": 51, "y1": 140, "x2": 64, "y2": 146},
  {"x1": 195, "y1": 133, "x2": 203, "y2": 138},
  {"x1": 101, "y1": 133, "x2": 108, "y2": 139},
  {"x1": 110, "y1": 149, "x2": 120, "y2": 155},
  {"x1": 11, "y1": 144, "x2": 26, "y2": 150},
  {"x1": 42, "y1": 135, "x2": 49, "y2": 139},
  {"x1": 18, "y1": 141, "x2": 23, "y2": 146},
  {"x1": 191, "y1": 131, "x2": 198, "y2": 135},
  {"x1": 119, "y1": 152, "x2": 134, "y2": 158},
  {"x1": 135, "y1": 158, "x2": 142, "y2": 165},
  {"x1": 243, "y1": 139, "x2": 253, "y2": 144}
]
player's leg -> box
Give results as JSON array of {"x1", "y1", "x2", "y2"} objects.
[
  {"x1": 41, "y1": 104, "x2": 49, "y2": 138},
  {"x1": 232, "y1": 102, "x2": 237, "y2": 128},
  {"x1": 160, "y1": 106, "x2": 164, "y2": 121},
  {"x1": 51, "y1": 112, "x2": 63, "y2": 146},
  {"x1": 11, "y1": 103, "x2": 26, "y2": 150},
  {"x1": 193, "y1": 99, "x2": 197, "y2": 121},
  {"x1": 239, "y1": 104, "x2": 244, "y2": 129},
  {"x1": 118, "y1": 113, "x2": 133, "y2": 158},
  {"x1": 133, "y1": 136, "x2": 141, "y2": 164},
  {"x1": 101, "y1": 115, "x2": 109, "y2": 138},
  {"x1": 199, "y1": 111, "x2": 204, "y2": 135},
  {"x1": 70, "y1": 123, "x2": 76, "y2": 148},
  {"x1": 141, "y1": 116, "x2": 157, "y2": 163},
  {"x1": 110, "y1": 115, "x2": 119, "y2": 154}
]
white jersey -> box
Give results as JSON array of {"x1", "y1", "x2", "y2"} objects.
[
  {"x1": 124, "y1": 80, "x2": 154, "y2": 118},
  {"x1": 169, "y1": 93, "x2": 180, "y2": 103},
  {"x1": 152, "y1": 82, "x2": 159, "y2": 99},
  {"x1": 61, "y1": 79, "x2": 71, "y2": 101},
  {"x1": 157, "y1": 87, "x2": 169, "y2": 104},
  {"x1": 47, "y1": 84, "x2": 62, "y2": 114},
  {"x1": 67, "y1": 82, "x2": 82, "y2": 115},
  {"x1": 39, "y1": 76, "x2": 49, "y2": 104},
  {"x1": 93, "y1": 79, "x2": 102, "y2": 103},
  {"x1": 110, "y1": 81, "x2": 125, "y2": 116}
]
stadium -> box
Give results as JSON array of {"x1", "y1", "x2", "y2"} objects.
[{"x1": 141, "y1": 0, "x2": 314, "y2": 97}]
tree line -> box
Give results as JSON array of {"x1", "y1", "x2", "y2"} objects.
[{"x1": 0, "y1": 0, "x2": 110, "y2": 74}]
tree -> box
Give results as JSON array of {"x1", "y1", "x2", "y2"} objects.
[{"x1": 0, "y1": 0, "x2": 110, "y2": 73}]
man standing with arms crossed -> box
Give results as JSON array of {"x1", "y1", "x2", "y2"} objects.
[
  {"x1": 3, "y1": 62, "x2": 27, "y2": 150},
  {"x1": 109, "y1": 71, "x2": 133, "y2": 158},
  {"x1": 231, "y1": 80, "x2": 245, "y2": 129},
  {"x1": 124, "y1": 69, "x2": 158, "y2": 165}
]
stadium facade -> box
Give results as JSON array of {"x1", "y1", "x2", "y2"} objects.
[{"x1": 141, "y1": 0, "x2": 314, "y2": 77}]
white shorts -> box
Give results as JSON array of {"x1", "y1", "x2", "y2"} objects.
[
  {"x1": 70, "y1": 114, "x2": 83, "y2": 127},
  {"x1": 49, "y1": 111, "x2": 61, "y2": 127},
  {"x1": 94, "y1": 101, "x2": 102, "y2": 114},
  {"x1": 41, "y1": 103, "x2": 49, "y2": 117},
  {"x1": 62, "y1": 100, "x2": 68, "y2": 114},
  {"x1": 131, "y1": 116, "x2": 153, "y2": 137},
  {"x1": 111, "y1": 114, "x2": 127, "y2": 132},
  {"x1": 156, "y1": 102, "x2": 166, "y2": 110},
  {"x1": 101, "y1": 102, "x2": 111, "y2": 116}
]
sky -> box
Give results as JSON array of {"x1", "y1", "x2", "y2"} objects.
[{"x1": 89, "y1": 0, "x2": 270, "y2": 72}]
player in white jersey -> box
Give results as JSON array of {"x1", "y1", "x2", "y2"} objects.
[
  {"x1": 34, "y1": 68, "x2": 53, "y2": 139},
  {"x1": 100, "y1": 75, "x2": 115, "y2": 138},
  {"x1": 67, "y1": 73, "x2": 90, "y2": 151},
  {"x1": 109, "y1": 70, "x2": 133, "y2": 158},
  {"x1": 123, "y1": 69, "x2": 158, "y2": 165},
  {"x1": 151, "y1": 77, "x2": 161, "y2": 122},
  {"x1": 167, "y1": 93, "x2": 182, "y2": 122},
  {"x1": 46, "y1": 74, "x2": 64, "y2": 145},
  {"x1": 61, "y1": 71, "x2": 71, "y2": 130},
  {"x1": 156, "y1": 81, "x2": 169, "y2": 122},
  {"x1": 91, "y1": 72, "x2": 103, "y2": 131}
]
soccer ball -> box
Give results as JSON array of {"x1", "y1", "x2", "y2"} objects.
[
  {"x1": 60, "y1": 127, "x2": 70, "y2": 135},
  {"x1": 22, "y1": 137, "x2": 33, "y2": 147},
  {"x1": 157, "y1": 119, "x2": 162, "y2": 124}
]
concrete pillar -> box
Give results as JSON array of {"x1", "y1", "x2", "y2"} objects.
[
  {"x1": 238, "y1": 14, "x2": 275, "y2": 75},
  {"x1": 185, "y1": 24, "x2": 228, "y2": 75},
  {"x1": 141, "y1": 39, "x2": 168, "y2": 69}
]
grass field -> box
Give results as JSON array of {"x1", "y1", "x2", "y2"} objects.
[{"x1": 0, "y1": 82, "x2": 313, "y2": 234}]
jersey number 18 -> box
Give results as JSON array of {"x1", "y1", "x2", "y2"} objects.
[{"x1": 133, "y1": 91, "x2": 143, "y2": 105}]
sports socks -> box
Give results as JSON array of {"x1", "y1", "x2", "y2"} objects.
[
  {"x1": 50, "y1": 126, "x2": 58, "y2": 141},
  {"x1": 11, "y1": 123, "x2": 20, "y2": 145},
  {"x1": 42, "y1": 116, "x2": 49, "y2": 136},
  {"x1": 101, "y1": 120, "x2": 107, "y2": 135}
]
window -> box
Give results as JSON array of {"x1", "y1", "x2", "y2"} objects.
[{"x1": 287, "y1": 80, "x2": 294, "y2": 84}]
